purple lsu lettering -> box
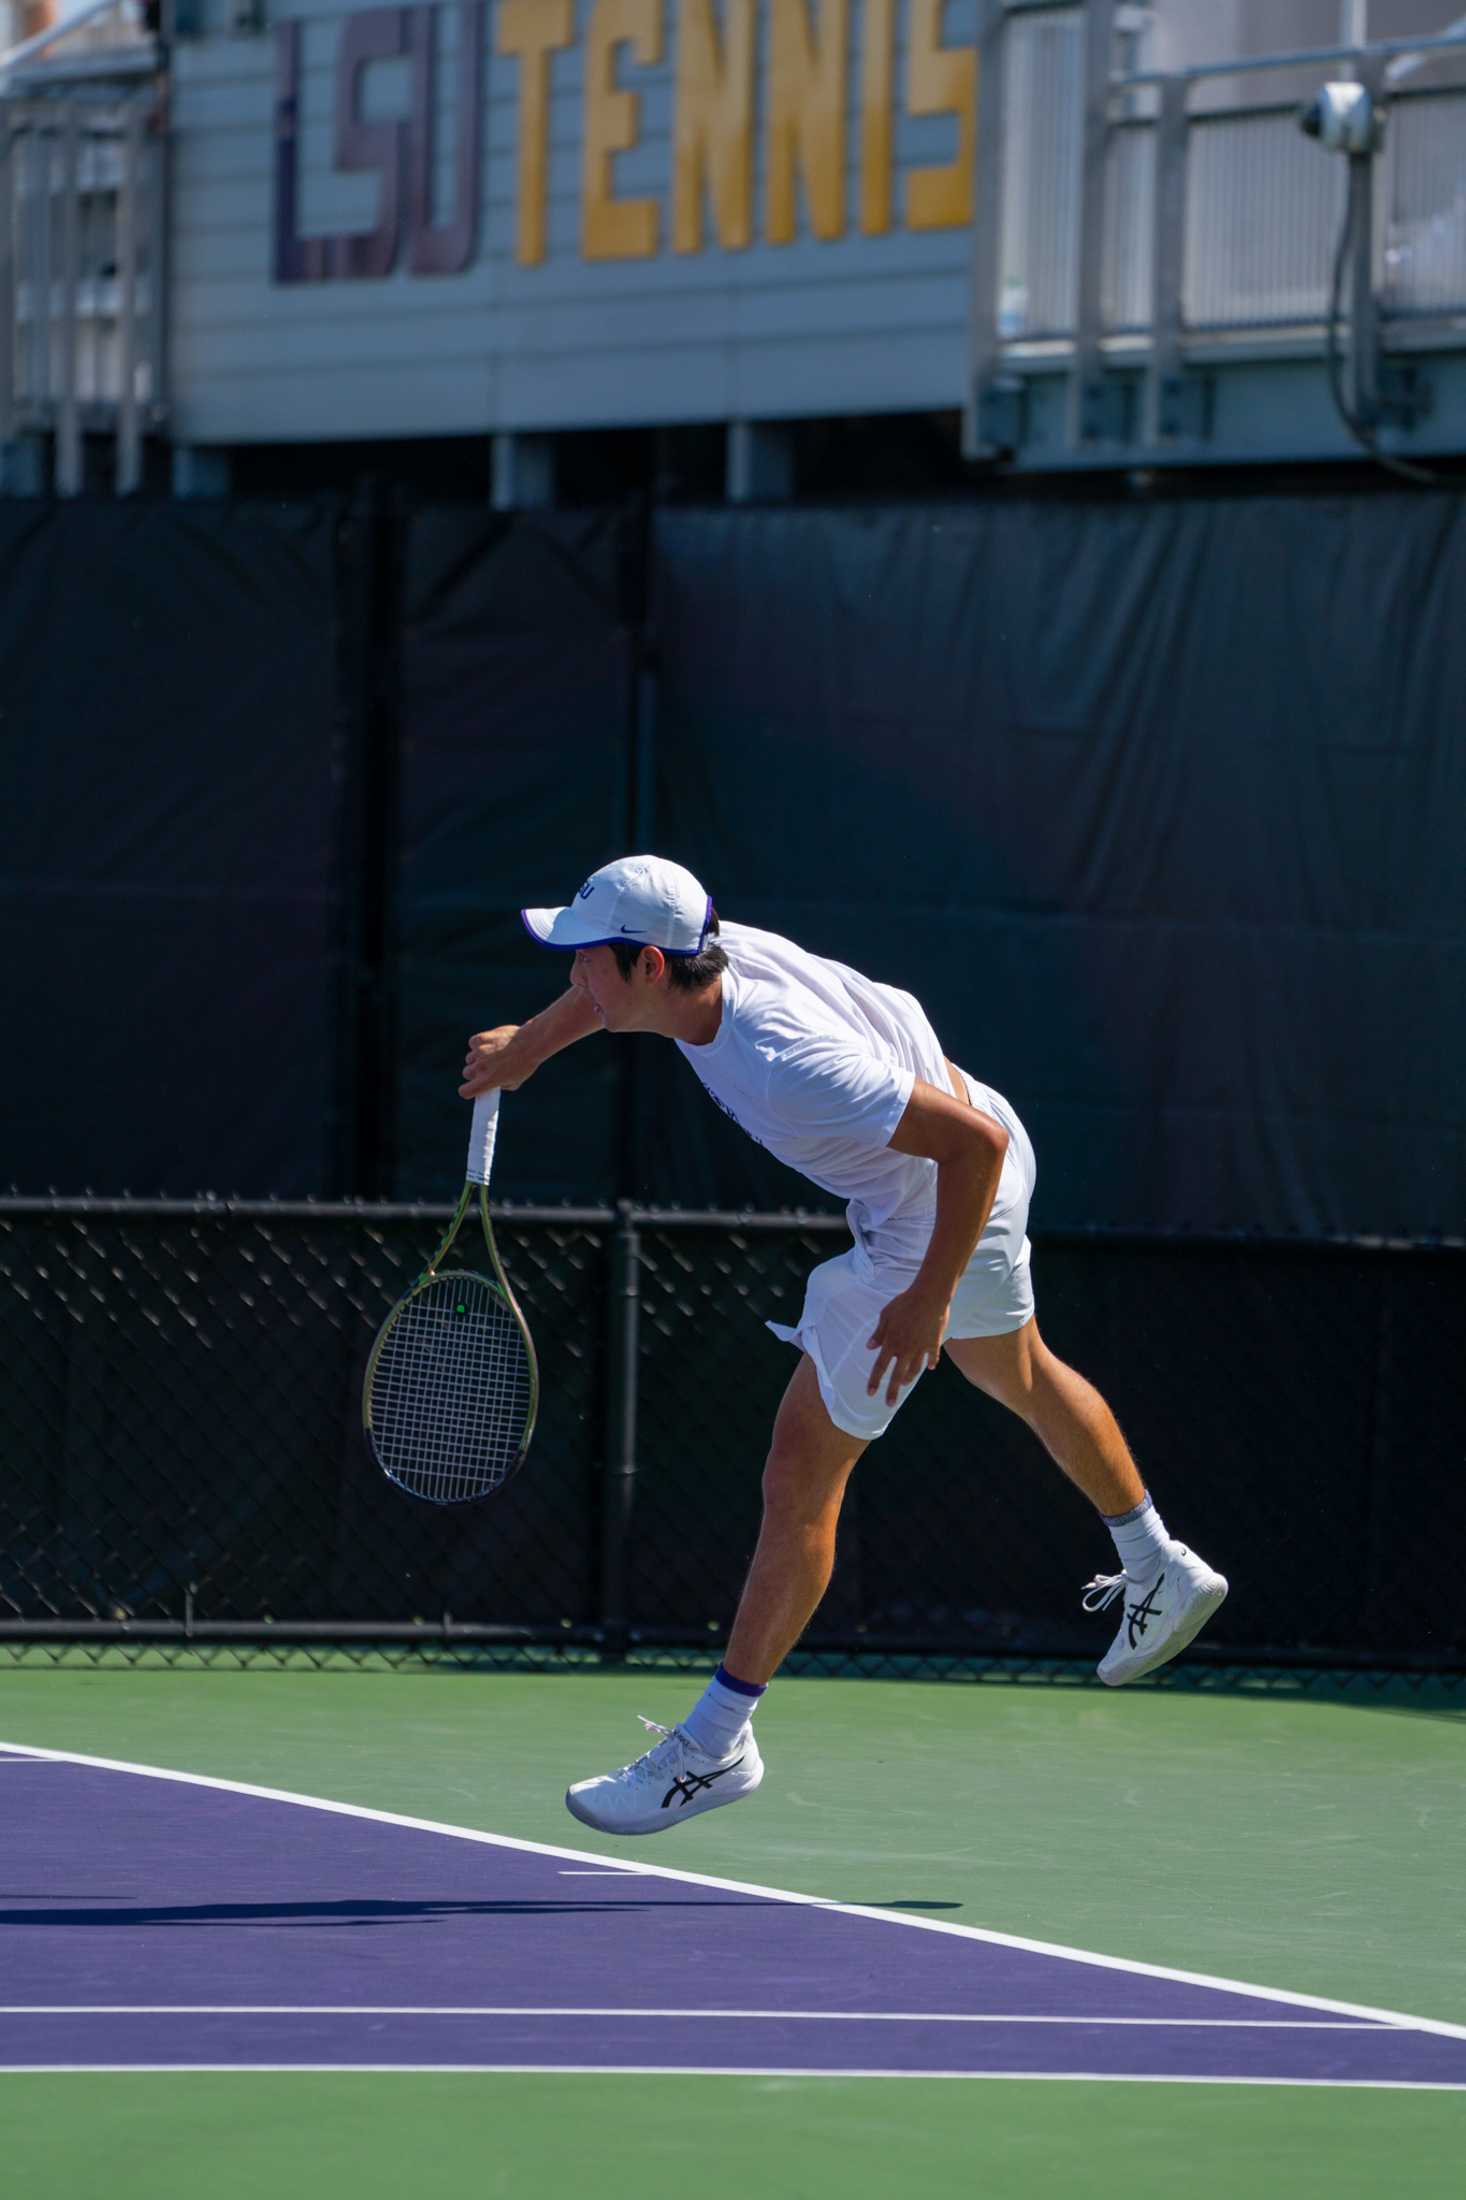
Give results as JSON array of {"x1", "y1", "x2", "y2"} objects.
[{"x1": 274, "y1": 5, "x2": 485, "y2": 284}]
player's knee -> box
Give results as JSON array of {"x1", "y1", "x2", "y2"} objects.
[
  {"x1": 760, "y1": 1447, "x2": 815, "y2": 1520},
  {"x1": 760, "y1": 1444, "x2": 848, "y2": 1529},
  {"x1": 992, "y1": 1373, "x2": 1043, "y2": 1429},
  {"x1": 949, "y1": 1327, "x2": 1042, "y2": 1418}
]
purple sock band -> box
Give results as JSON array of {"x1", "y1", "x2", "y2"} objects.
[
  {"x1": 1102, "y1": 1493, "x2": 1153, "y2": 1526},
  {"x1": 713, "y1": 1663, "x2": 766, "y2": 1700}
]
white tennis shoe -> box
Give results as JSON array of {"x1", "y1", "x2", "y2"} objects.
[
  {"x1": 1084, "y1": 1543, "x2": 1229, "y2": 1685},
  {"x1": 565, "y1": 1716, "x2": 764, "y2": 1836}
]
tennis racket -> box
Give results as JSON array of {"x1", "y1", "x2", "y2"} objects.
[{"x1": 362, "y1": 1091, "x2": 538, "y2": 1503}]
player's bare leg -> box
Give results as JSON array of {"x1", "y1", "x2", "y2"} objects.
[
  {"x1": 565, "y1": 1357, "x2": 866, "y2": 1833},
  {"x1": 946, "y1": 1317, "x2": 1227, "y2": 1683},
  {"x1": 944, "y1": 1317, "x2": 1143, "y2": 1516},
  {"x1": 722, "y1": 1354, "x2": 869, "y2": 1685}
]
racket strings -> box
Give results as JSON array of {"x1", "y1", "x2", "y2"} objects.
[{"x1": 368, "y1": 1271, "x2": 533, "y2": 1503}]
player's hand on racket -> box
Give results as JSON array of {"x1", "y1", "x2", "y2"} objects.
[
  {"x1": 867, "y1": 1285, "x2": 949, "y2": 1405},
  {"x1": 460, "y1": 1025, "x2": 528, "y2": 1097},
  {"x1": 363, "y1": 1087, "x2": 538, "y2": 1503}
]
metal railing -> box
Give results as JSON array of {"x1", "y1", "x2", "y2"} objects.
[
  {"x1": 1181, "y1": 105, "x2": 1349, "y2": 333},
  {"x1": 973, "y1": 0, "x2": 1466, "y2": 456},
  {"x1": 996, "y1": 5, "x2": 1085, "y2": 340},
  {"x1": 0, "y1": 4, "x2": 163, "y2": 493},
  {"x1": 1385, "y1": 86, "x2": 1466, "y2": 316}
]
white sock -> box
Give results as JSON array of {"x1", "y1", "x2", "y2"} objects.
[
  {"x1": 681, "y1": 1664, "x2": 766, "y2": 1760},
  {"x1": 1103, "y1": 1494, "x2": 1172, "y2": 1580}
]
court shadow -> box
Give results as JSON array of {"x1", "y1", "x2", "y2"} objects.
[
  {"x1": 851, "y1": 1899, "x2": 963, "y2": 1912},
  {"x1": 0, "y1": 1896, "x2": 782, "y2": 1930}
]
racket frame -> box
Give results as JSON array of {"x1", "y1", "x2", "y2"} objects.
[{"x1": 361, "y1": 1095, "x2": 540, "y2": 1502}]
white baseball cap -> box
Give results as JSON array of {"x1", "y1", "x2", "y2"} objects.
[{"x1": 521, "y1": 855, "x2": 713, "y2": 955}]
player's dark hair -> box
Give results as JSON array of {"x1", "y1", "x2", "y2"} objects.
[{"x1": 610, "y1": 910, "x2": 728, "y2": 990}]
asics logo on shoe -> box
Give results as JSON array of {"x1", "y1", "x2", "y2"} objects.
[
  {"x1": 662, "y1": 1755, "x2": 745, "y2": 1810},
  {"x1": 1126, "y1": 1576, "x2": 1164, "y2": 1647}
]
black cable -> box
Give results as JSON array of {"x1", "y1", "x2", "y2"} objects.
[{"x1": 1325, "y1": 162, "x2": 1441, "y2": 486}]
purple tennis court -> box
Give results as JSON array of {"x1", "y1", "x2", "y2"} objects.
[{"x1": 3, "y1": 1745, "x2": 1463, "y2": 2086}]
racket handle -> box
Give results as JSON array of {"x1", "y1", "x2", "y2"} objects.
[{"x1": 467, "y1": 1090, "x2": 502, "y2": 1186}]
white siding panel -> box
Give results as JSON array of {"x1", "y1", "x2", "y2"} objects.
[
  {"x1": 177, "y1": 305, "x2": 498, "y2": 371},
  {"x1": 730, "y1": 270, "x2": 961, "y2": 341},
  {"x1": 172, "y1": 358, "x2": 496, "y2": 440},
  {"x1": 733, "y1": 328, "x2": 964, "y2": 415},
  {"x1": 172, "y1": 221, "x2": 968, "y2": 304},
  {"x1": 170, "y1": 1, "x2": 979, "y2": 441},
  {"x1": 171, "y1": 275, "x2": 966, "y2": 367},
  {"x1": 497, "y1": 343, "x2": 733, "y2": 428}
]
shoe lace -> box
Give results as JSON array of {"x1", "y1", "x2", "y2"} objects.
[
  {"x1": 1081, "y1": 1571, "x2": 1127, "y2": 1614},
  {"x1": 611, "y1": 1716, "x2": 685, "y2": 1786}
]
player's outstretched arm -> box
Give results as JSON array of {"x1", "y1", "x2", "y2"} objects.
[
  {"x1": 866, "y1": 1082, "x2": 1009, "y2": 1404},
  {"x1": 459, "y1": 987, "x2": 602, "y2": 1096}
]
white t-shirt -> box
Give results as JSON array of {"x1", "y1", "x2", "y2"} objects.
[{"x1": 675, "y1": 921, "x2": 961, "y2": 1259}]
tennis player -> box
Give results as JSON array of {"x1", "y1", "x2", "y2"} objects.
[{"x1": 461, "y1": 856, "x2": 1228, "y2": 1836}]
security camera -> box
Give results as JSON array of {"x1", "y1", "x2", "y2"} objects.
[{"x1": 1298, "y1": 82, "x2": 1382, "y2": 155}]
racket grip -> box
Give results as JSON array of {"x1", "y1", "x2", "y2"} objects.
[{"x1": 467, "y1": 1090, "x2": 502, "y2": 1186}]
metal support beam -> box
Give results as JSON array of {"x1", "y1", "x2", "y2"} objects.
[
  {"x1": 0, "y1": 435, "x2": 46, "y2": 493},
  {"x1": 0, "y1": 109, "x2": 13, "y2": 449},
  {"x1": 491, "y1": 430, "x2": 556, "y2": 509},
  {"x1": 1345, "y1": 54, "x2": 1388, "y2": 428},
  {"x1": 1067, "y1": 0, "x2": 1116, "y2": 447},
  {"x1": 146, "y1": 116, "x2": 168, "y2": 432},
  {"x1": 725, "y1": 419, "x2": 794, "y2": 503},
  {"x1": 27, "y1": 123, "x2": 51, "y2": 429},
  {"x1": 55, "y1": 104, "x2": 81, "y2": 497},
  {"x1": 1116, "y1": 26, "x2": 1466, "y2": 91},
  {"x1": 1347, "y1": 150, "x2": 1377, "y2": 425},
  {"x1": 1143, "y1": 70, "x2": 1189, "y2": 447},
  {"x1": 171, "y1": 443, "x2": 231, "y2": 497},
  {"x1": 114, "y1": 101, "x2": 143, "y2": 495},
  {"x1": 963, "y1": 0, "x2": 1007, "y2": 458}
]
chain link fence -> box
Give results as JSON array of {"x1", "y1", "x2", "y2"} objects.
[{"x1": 2, "y1": 1199, "x2": 1463, "y2": 1679}]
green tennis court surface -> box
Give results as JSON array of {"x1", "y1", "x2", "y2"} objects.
[{"x1": 4, "y1": 1664, "x2": 1462, "y2": 2198}]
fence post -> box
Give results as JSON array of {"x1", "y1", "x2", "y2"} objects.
[
  {"x1": 613, "y1": 496, "x2": 656, "y2": 1209},
  {"x1": 599, "y1": 1201, "x2": 641, "y2": 1661},
  {"x1": 332, "y1": 480, "x2": 402, "y2": 1198}
]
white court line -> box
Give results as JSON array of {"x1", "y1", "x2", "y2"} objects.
[
  {"x1": 0, "y1": 2007, "x2": 1386, "y2": 2028},
  {"x1": 2, "y1": 2065, "x2": 1462, "y2": 2091},
  {"x1": 3, "y1": 1738, "x2": 1464, "y2": 2050}
]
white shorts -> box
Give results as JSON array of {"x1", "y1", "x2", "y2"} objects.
[{"x1": 766, "y1": 1074, "x2": 1037, "y2": 1443}]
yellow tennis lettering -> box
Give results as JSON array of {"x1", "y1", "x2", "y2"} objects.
[
  {"x1": 583, "y1": 0, "x2": 664, "y2": 261},
  {"x1": 273, "y1": 0, "x2": 980, "y2": 288}
]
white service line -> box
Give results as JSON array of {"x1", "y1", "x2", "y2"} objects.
[
  {"x1": 2, "y1": 2065, "x2": 1462, "y2": 2090},
  {"x1": 3, "y1": 1738, "x2": 1463, "y2": 2046},
  {"x1": 0, "y1": 2006, "x2": 1386, "y2": 2028}
]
